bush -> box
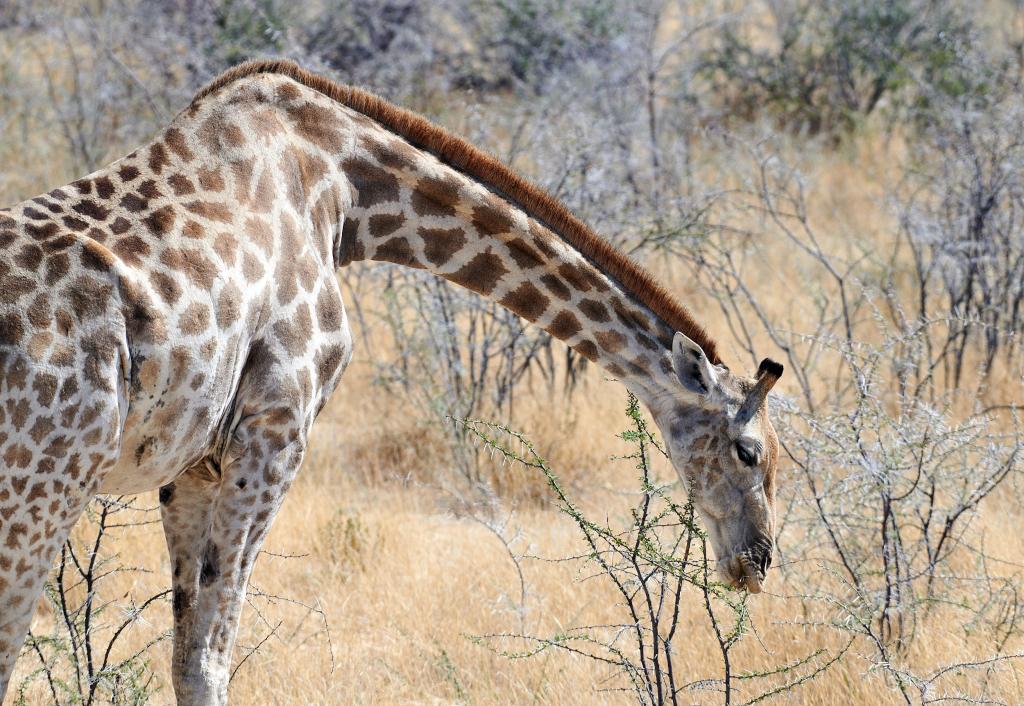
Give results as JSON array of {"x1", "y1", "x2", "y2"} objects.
[
  {"x1": 897, "y1": 90, "x2": 1024, "y2": 386},
  {"x1": 15, "y1": 499, "x2": 168, "y2": 706},
  {"x1": 459, "y1": 396, "x2": 845, "y2": 705},
  {"x1": 451, "y1": 0, "x2": 624, "y2": 90},
  {"x1": 780, "y1": 321, "x2": 1024, "y2": 700},
  {"x1": 703, "y1": 0, "x2": 977, "y2": 135}
]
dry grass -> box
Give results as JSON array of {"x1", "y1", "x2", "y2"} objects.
[{"x1": 12, "y1": 355, "x2": 1024, "y2": 704}]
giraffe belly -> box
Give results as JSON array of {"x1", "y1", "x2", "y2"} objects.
[
  {"x1": 100, "y1": 409, "x2": 221, "y2": 495},
  {"x1": 99, "y1": 345, "x2": 243, "y2": 495}
]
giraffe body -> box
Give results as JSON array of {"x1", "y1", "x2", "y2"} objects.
[{"x1": 0, "y1": 61, "x2": 782, "y2": 704}]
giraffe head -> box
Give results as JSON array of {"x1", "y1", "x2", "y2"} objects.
[{"x1": 651, "y1": 332, "x2": 783, "y2": 594}]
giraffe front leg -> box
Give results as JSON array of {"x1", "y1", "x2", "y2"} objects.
[
  {"x1": 163, "y1": 413, "x2": 307, "y2": 706},
  {"x1": 0, "y1": 462, "x2": 100, "y2": 702}
]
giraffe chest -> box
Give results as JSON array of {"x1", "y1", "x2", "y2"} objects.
[{"x1": 98, "y1": 334, "x2": 248, "y2": 494}]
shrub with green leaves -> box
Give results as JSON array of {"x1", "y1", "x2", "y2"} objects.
[{"x1": 457, "y1": 395, "x2": 844, "y2": 705}]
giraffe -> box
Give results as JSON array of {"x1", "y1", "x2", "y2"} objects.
[{"x1": 0, "y1": 59, "x2": 783, "y2": 705}]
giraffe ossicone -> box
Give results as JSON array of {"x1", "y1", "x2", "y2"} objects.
[{"x1": 0, "y1": 59, "x2": 782, "y2": 704}]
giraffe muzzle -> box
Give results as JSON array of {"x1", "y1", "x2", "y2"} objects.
[
  {"x1": 739, "y1": 555, "x2": 765, "y2": 594},
  {"x1": 723, "y1": 538, "x2": 773, "y2": 593}
]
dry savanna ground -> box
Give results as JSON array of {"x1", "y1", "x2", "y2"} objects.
[{"x1": 3, "y1": 5, "x2": 1024, "y2": 704}]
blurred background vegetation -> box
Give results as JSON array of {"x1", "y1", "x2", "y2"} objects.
[{"x1": 3, "y1": 1, "x2": 1024, "y2": 704}]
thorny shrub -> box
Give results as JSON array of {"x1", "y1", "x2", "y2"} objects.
[{"x1": 457, "y1": 396, "x2": 847, "y2": 706}]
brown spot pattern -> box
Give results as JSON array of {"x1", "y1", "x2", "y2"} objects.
[
  {"x1": 164, "y1": 128, "x2": 195, "y2": 162},
  {"x1": 374, "y1": 237, "x2": 422, "y2": 268},
  {"x1": 471, "y1": 203, "x2": 513, "y2": 236},
  {"x1": 286, "y1": 102, "x2": 345, "y2": 150},
  {"x1": 368, "y1": 213, "x2": 405, "y2": 239},
  {"x1": 342, "y1": 157, "x2": 399, "y2": 208},
  {"x1": 94, "y1": 176, "x2": 115, "y2": 199},
  {"x1": 540, "y1": 274, "x2": 571, "y2": 301},
  {"x1": 169, "y1": 174, "x2": 196, "y2": 196},
  {"x1": 500, "y1": 282, "x2": 549, "y2": 322},
  {"x1": 575, "y1": 340, "x2": 599, "y2": 361},
  {"x1": 216, "y1": 283, "x2": 242, "y2": 328},
  {"x1": 144, "y1": 206, "x2": 176, "y2": 236},
  {"x1": 421, "y1": 227, "x2": 466, "y2": 266},
  {"x1": 579, "y1": 298, "x2": 610, "y2": 322},
  {"x1": 72, "y1": 200, "x2": 110, "y2": 222},
  {"x1": 548, "y1": 311, "x2": 582, "y2": 340},
  {"x1": 595, "y1": 330, "x2": 627, "y2": 353},
  {"x1": 558, "y1": 262, "x2": 591, "y2": 292},
  {"x1": 448, "y1": 250, "x2": 507, "y2": 295},
  {"x1": 411, "y1": 176, "x2": 459, "y2": 217},
  {"x1": 179, "y1": 303, "x2": 211, "y2": 336},
  {"x1": 505, "y1": 238, "x2": 545, "y2": 269},
  {"x1": 148, "y1": 143, "x2": 169, "y2": 174},
  {"x1": 118, "y1": 164, "x2": 140, "y2": 182}
]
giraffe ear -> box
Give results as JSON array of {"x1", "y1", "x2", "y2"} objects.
[{"x1": 672, "y1": 332, "x2": 718, "y2": 395}]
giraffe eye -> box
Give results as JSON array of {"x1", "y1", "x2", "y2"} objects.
[{"x1": 735, "y1": 442, "x2": 758, "y2": 467}]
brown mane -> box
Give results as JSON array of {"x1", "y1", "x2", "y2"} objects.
[{"x1": 192, "y1": 59, "x2": 721, "y2": 364}]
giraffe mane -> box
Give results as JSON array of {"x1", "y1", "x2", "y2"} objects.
[{"x1": 192, "y1": 59, "x2": 722, "y2": 365}]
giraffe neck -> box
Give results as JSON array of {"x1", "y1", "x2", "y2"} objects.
[
  {"x1": 183, "y1": 69, "x2": 696, "y2": 401},
  {"x1": 327, "y1": 114, "x2": 680, "y2": 399}
]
